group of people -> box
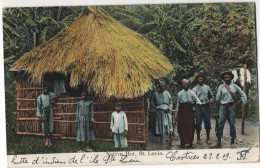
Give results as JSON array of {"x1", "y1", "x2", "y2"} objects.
[
  {"x1": 36, "y1": 71, "x2": 247, "y2": 150},
  {"x1": 150, "y1": 71, "x2": 247, "y2": 149},
  {"x1": 37, "y1": 88, "x2": 128, "y2": 150}
]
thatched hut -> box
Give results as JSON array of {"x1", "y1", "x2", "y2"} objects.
[{"x1": 10, "y1": 7, "x2": 173, "y2": 148}]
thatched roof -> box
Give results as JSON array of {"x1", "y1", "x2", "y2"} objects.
[{"x1": 10, "y1": 7, "x2": 173, "y2": 98}]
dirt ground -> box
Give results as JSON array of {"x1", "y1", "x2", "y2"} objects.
[{"x1": 146, "y1": 117, "x2": 259, "y2": 150}]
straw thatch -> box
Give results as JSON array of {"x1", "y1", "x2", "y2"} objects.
[{"x1": 11, "y1": 7, "x2": 173, "y2": 98}]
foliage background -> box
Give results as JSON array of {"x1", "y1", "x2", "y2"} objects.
[{"x1": 3, "y1": 3, "x2": 258, "y2": 154}]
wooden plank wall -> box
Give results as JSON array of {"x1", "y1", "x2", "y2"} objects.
[{"x1": 16, "y1": 76, "x2": 146, "y2": 148}]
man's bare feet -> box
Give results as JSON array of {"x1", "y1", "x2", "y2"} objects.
[
  {"x1": 44, "y1": 138, "x2": 49, "y2": 147},
  {"x1": 169, "y1": 141, "x2": 174, "y2": 147},
  {"x1": 160, "y1": 136, "x2": 163, "y2": 145},
  {"x1": 210, "y1": 141, "x2": 221, "y2": 148},
  {"x1": 230, "y1": 143, "x2": 236, "y2": 148},
  {"x1": 196, "y1": 140, "x2": 201, "y2": 145},
  {"x1": 206, "y1": 139, "x2": 212, "y2": 145},
  {"x1": 48, "y1": 137, "x2": 53, "y2": 147}
]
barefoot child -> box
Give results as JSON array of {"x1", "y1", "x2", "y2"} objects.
[
  {"x1": 75, "y1": 91, "x2": 94, "y2": 148},
  {"x1": 110, "y1": 102, "x2": 128, "y2": 150},
  {"x1": 37, "y1": 86, "x2": 57, "y2": 147}
]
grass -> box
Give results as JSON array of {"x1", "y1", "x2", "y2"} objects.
[{"x1": 7, "y1": 135, "x2": 138, "y2": 155}]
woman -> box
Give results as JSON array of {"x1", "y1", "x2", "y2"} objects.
[
  {"x1": 75, "y1": 91, "x2": 94, "y2": 148},
  {"x1": 176, "y1": 79, "x2": 201, "y2": 148},
  {"x1": 150, "y1": 80, "x2": 174, "y2": 147}
]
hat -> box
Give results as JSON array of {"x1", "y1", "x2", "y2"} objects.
[
  {"x1": 194, "y1": 73, "x2": 206, "y2": 81},
  {"x1": 221, "y1": 71, "x2": 234, "y2": 80}
]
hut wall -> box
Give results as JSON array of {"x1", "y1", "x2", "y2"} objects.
[{"x1": 16, "y1": 76, "x2": 146, "y2": 148}]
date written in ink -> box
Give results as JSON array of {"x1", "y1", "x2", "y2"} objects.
[{"x1": 203, "y1": 152, "x2": 230, "y2": 160}]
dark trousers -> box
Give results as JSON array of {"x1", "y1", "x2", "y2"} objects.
[
  {"x1": 195, "y1": 104, "x2": 211, "y2": 131},
  {"x1": 216, "y1": 104, "x2": 236, "y2": 138}
]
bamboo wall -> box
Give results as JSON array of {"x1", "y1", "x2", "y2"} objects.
[{"x1": 16, "y1": 76, "x2": 146, "y2": 148}]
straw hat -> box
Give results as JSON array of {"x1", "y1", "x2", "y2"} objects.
[{"x1": 221, "y1": 71, "x2": 234, "y2": 80}]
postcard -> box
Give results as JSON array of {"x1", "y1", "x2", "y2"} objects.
[{"x1": 1, "y1": 0, "x2": 259, "y2": 168}]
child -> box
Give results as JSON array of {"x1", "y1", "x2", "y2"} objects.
[
  {"x1": 75, "y1": 91, "x2": 94, "y2": 148},
  {"x1": 36, "y1": 85, "x2": 57, "y2": 147},
  {"x1": 110, "y1": 102, "x2": 128, "y2": 150}
]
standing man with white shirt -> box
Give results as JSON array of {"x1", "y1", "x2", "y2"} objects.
[
  {"x1": 211, "y1": 72, "x2": 247, "y2": 148},
  {"x1": 193, "y1": 74, "x2": 214, "y2": 145}
]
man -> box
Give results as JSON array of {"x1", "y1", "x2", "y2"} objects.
[
  {"x1": 211, "y1": 72, "x2": 247, "y2": 148},
  {"x1": 36, "y1": 85, "x2": 57, "y2": 147},
  {"x1": 193, "y1": 74, "x2": 214, "y2": 145},
  {"x1": 176, "y1": 79, "x2": 201, "y2": 148},
  {"x1": 150, "y1": 80, "x2": 174, "y2": 147}
]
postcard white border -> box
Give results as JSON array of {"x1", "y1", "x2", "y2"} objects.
[
  {"x1": 1, "y1": 0, "x2": 260, "y2": 168},
  {"x1": 6, "y1": 148, "x2": 259, "y2": 167}
]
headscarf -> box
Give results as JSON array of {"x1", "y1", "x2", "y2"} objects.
[
  {"x1": 158, "y1": 79, "x2": 166, "y2": 86},
  {"x1": 182, "y1": 79, "x2": 189, "y2": 84}
]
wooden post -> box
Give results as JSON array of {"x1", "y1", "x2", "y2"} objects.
[
  {"x1": 16, "y1": 76, "x2": 21, "y2": 133},
  {"x1": 241, "y1": 64, "x2": 246, "y2": 134}
]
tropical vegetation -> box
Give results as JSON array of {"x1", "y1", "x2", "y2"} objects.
[{"x1": 3, "y1": 3, "x2": 257, "y2": 154}]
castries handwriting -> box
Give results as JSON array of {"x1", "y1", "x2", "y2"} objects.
[
  {"x1": 11, "y1": 148, "x2": 254, "y2": 165},
  {"x1": 237, "y1": 148, "x2": 252, "y2": 160},
  {"x1": 166, "y1": 151, "x2": 199, "y2": 161}
]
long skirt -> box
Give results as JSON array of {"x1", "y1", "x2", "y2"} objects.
[
  {"x1": 155, "y1": 110, "x2": 173, "y2": 135},
  {"x1": 76, "y1": 116, "x2": 94, "y2": 141},
  {"x1": 177, "y1": 103, "x2": 195, "y2": 146}
]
